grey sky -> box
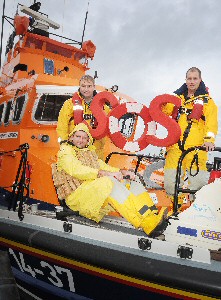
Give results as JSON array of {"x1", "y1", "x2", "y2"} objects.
[{"x1": 1, "y1": 0, "x2": 221, "y2": 151}]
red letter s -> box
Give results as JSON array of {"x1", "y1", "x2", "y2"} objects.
[
  {"x1": 88, "y1": 91, "x2": 119, "y2": 139},
  {"x1": 148, "y1": 94, "x2": 181, "y2": 147}
]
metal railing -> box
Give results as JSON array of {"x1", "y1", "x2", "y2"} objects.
[{"x1": 173, "y1": 146, "x2": 221, "y2": 213}]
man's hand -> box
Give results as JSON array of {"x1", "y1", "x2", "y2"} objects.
[
  {"x1": 112, "y1": 172, "x2": 124, "y2": 181},
  {"x1": 120, "y1": 169, "x2": 135, "y2": 180},
  {"x1": 98, "y1": 170, "x2": 123, "y2": 181},
  {"x1": 202, "y1": 142, "x2": 215, "y2": 151}
]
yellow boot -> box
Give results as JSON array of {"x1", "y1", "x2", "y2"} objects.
[
  {"x1": 111, "y1": 192, "x2": 159, "y2": 227},
  {"x1": 139, "y1": 207, "x2": 168, "y2": 236},
  {"x1": 131, "y1": 191, "x2": 158, "y2": 216},
  {"x1": 108, "y1": 193, "x2": 168, "y2": 235},
  {"x1": 107, "y1": 194, "x2": 143, "y2": 228}
]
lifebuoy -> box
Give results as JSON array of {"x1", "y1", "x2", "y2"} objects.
[{"x1": 109, "y1": 102, "x2": 153, "y2": 152}]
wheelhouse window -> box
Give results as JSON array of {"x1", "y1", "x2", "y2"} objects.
[
  {"x1": 0, "y1": 103, "x2": 5, "y2": 126},
  {"x1": 4, "y1": 100, "x2": 12, "y2": 125},
  {"x1": 12, "y1": 95, "x2": 26, "y2": 124},
  {"x1": 34, "y1": 94, "x2": 71, "y2": 122}
]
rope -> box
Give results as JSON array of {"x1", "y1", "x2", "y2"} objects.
[{"x1": 189, "y1": 152, "x2": 199, "y2": 177}]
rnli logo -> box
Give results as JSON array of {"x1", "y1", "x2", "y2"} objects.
[
  {"x1": 201, "y1": 230, "x2": 221, "y2": 241},
  {"x1": 0, "y1": 132, "x2": 18, "y2": 139}
]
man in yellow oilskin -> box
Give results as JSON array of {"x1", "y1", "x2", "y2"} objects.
[
  {"x1": 163, "y1": 67, "x2": 218, "y2": 206},
  {"x1": 54, "y1": 123, "x2": 168, "y2": 237},
  {"x1": 56, "y1": 74, "x2": 108, "y2": 160}
]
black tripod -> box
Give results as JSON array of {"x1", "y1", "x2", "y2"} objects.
[{"x1": 8, "y1": 143, "x2": 30, "y2": 221}]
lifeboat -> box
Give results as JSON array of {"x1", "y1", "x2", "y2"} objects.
[{"x1": 0, "y1": 2, "x2": 221, "y2": 300}]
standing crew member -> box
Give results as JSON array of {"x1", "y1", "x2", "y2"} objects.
[
  {"x1": 53, "y1": 123, "x2": 168, "y2": 237},
  {"x1": 163, "y1": 67, "x2": 218, "y2": 205},
  {"x1": 56, "y1": 75, "x2": 109, "y2": 159}
]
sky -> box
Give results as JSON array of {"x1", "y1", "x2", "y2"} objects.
[{"x1": 1, "y1": 0, "x2": 221, "y2": 153}]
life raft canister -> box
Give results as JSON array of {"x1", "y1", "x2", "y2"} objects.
[
  {"x1": 109, "y1": 102, "x2": 153, "y2": 152},
  {"x1": 148, "y1": 94, "x2": 181, "y2": 147}
]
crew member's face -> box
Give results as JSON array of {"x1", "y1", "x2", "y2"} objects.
[
  {"x1": 186, "y1": 70, "x2": 201, "y2": 93},
  {"x1": 79, "y1": 79, "x2": 95, "y2": 101},
  {"x1": 69, "y1": 130, "x2": 89, "y2": 148}
]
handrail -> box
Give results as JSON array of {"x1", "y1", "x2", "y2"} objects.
[
  {"x1": 105, "y1": 151, "x2": 164, "y2": 174},
  {"x1": 173, "y1": 146, "x2": 221, "y2": 214}
]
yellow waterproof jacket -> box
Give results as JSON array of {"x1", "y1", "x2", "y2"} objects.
[
  {"x1": 57, "y1": 143, "x2": 119, "y2": 181},
  {"x1": 57, "y1": 123, "x2": 119, "y2": 221},
  {"x1": 163, "y1": 93, "x2": 218, "y2": 151},
  {"x1": 56, "y1": 92, "x2": 110, "y2": 159}
]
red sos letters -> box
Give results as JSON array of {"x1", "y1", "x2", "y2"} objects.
[{"x1": 79, "y1": 92, "x2": 181, "y2": 152}]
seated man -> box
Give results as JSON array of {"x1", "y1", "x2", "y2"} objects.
[{"x1": 53, "y1": 123, "x2": 168, "y2": 236}]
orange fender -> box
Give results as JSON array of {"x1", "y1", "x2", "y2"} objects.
[
  {"x1": 82, "y1": 40, "x2": 96, "y2": 59},
  {"x1": 14, "y1": 15, "x2": 30, "y2": 35}
]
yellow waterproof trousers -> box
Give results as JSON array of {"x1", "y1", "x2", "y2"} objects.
[
  {"x1": 108, "y1": 178, "x2": 167, "y2": 235},
  {"x1": 164, "y1": 147, "x2": 209, "y2": 199}
]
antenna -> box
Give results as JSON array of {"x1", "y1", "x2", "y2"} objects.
[
  {"x1": 20, "y1": 5, "x2": 60, "y2": 29},
  {"x1": 81, "y1": 0, "x2": 90, "y2": 47},
  {"x1": 0, "y1": 0, "x2": 6, "y2": 69}
]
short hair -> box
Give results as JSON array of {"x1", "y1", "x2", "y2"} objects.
[
  {"x1": 79, "y1": 75, "x2": 95, "y2": 85},
  {"x1": 186, "y1": 67, "x2": 201, "y2": 79}
]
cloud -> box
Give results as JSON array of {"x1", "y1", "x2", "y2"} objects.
[{"x1": 0, "y1": 0, "x2": 221, "y2": 151}]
